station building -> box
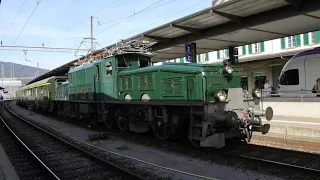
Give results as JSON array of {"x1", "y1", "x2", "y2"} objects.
[
  {"x1": 0, "y1": 78, "x2": 23, "y2": 99},
  {"x1": 157, "y1": 30, "x2": 320, "y2": 92}
]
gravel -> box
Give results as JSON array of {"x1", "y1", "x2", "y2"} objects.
[{"x1": 9, "y1": 102, "x2": 319, "y2": 180}]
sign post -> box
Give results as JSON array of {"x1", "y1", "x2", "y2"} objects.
[
  {"x1": 228, "y1": 46, "x2": 239, "y2": 65},
  {"x1": 185, "y1": 43, "x2": 197, "y2": 63}
]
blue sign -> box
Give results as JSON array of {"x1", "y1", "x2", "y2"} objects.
[
  {"x1": 185, "y1": 54, "x2": 192, "y2": 62},
  {"x1": 185, "y1": 44, "x2": 192, "y2": 52},
  {"x1": 185, "y1": 44, "x2": 193, "y2": 62},
  {"x1": 3, "y1": 91, "x2": 8, "y2": 94}
]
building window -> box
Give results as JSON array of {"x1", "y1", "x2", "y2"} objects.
[
  {"x1": 220, "y1": 49, "x2": 228, "y2": 59},
  {"x1": 310, "y1": 32, "x2": 315, "y2": 44},
  {"x1": 279, "y1": 69, "x2": 299, "y2": 85},
  {"x1": 252, "y1": 43, "x2": 260, "y2": 53},
  {"x1": 287, "y1": 36, "x2": 296, "y2": 48}
]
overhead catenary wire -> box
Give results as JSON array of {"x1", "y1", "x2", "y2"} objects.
[
  {"x1": 3, "y1": 0, "x2": 42, "y2": 62},
  {"x1": 53, "y1": 0, "x2": 173, "y2": 62},
  {"x1": 125, "y1": 0, "x2": 209, "y2": 37},
  {"x1": 95, "y1": 0, "x2": 178, "y2": 27},
  {"x1": 46, "y1": 0, "x2": 122, "y2": 44},
  {"x1": 0, "y1": 0, "x2": 27, "y2": 43},
  {"x1": 54, "y1": 0, "x2": 202, "y2": 62},
  {"x1": 94, "y1": 0, "x2": 169, "y2": 36},
  {"x1": 45, "y1": 0, "x2": 177, "y2": 61}
]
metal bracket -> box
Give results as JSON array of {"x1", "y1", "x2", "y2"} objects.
[
  {"x1": 171, "y1": 24, "x2": 203, "y2": 36},
  {"x1": 210, "y1": 9, "x2": 243, "y2": 24}
]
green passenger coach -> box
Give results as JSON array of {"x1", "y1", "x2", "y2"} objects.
[{"x1": 17, "y1": 76, "x2": 67, "y2": 111}]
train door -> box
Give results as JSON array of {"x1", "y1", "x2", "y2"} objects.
[
  {"x1": 187, "y1": 77, "x2": 196, "y2": 101},
  {"x1": 304, "y1": 56, "x2": 320, "y2": 91},
  {"x1": 35, "y1": 87, "x2": 38, "y2": 107},
  {"x1": 95, "y1": 64, "x2": 101, "y2": 101},
  {"x1": 103, "y1": 59, "x2": 115, "y2": 100}
]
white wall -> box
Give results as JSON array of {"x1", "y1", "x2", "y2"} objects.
[{"x1": 163, "y1": 31, "x2": 320, "y2": 64}]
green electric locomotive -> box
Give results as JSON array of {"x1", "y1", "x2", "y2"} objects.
[
  {"x1": 51, "y1": 41, "x2": 272, "y2": 148},
  {"x1": 18, "y1": 41, "x2": 273, "y2": 148}
]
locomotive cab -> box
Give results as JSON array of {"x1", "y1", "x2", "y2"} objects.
[{"x1": 116, "y1": 53, "x2": 153, "y2": 70}]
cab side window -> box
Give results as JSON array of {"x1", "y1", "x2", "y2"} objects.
[
  {"x1": 106, "y1": 62, "x2": 112, "y2": 76},
  {"x1": 96, "y1": 65, "x2": 100, "y2": 80},
  {"x1": 280, "y1": 69, "x2": 299, "y2": 85}
]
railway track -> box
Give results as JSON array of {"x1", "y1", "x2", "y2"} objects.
[
  {"x1": 87, "y1": 120, "x2": 320, "y2": 179},
  {"x1": 0, "y1": 117, "x2": 57, "y2": 180},
  {"x1": 0, "y1": 103, "x2": 145, "y2": 180},
  {"x1": 9, "y1": 102, "x2": 320, "y2": 179},
  {"x1": 224, "y1": 143, "x2": 320, "y2": 178}
]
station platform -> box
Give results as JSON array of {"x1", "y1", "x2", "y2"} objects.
[
  {"x1": 253, "y1": 115, "x2": 320, "y2": 145},
  {"x1": 0, "y1": 143, "x2": 20, "y2": 180}
]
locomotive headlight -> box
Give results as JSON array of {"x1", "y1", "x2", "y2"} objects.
[
  {"x1": 215, "y1": 90, "x2": 227, "y2": 102},
  {"x1": 224, "y1": 65, "x2": 233, "y2": 74},
  {"x1": 253, "y1": 89, "x2": 261, "y2": 98}
]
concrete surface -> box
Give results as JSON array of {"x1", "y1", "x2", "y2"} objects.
[
  {"x1": 253, "y1": 115, "x2": 320, "y2": 144},
  {"x1": 0, "y1": 143, "x2": 20, "y2": 180},
  {"x1": 262, "y1": 101, "x2": 320, "y2": 118}
]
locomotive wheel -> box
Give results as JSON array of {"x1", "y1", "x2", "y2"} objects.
[
  {"x1": 188, "y1": 128, "x2": 201, "y2": 147},
  {"x1": 104, "y1": 115, "x2": 115, "y2": 129},
  {"x1": 189, "y1": 139, "x2": 201, "y2": 148},
  {"x1": 152, "y1": 121, "x2": 172, "y2": 140},
  {"x1": 116, "y1": 116, "x2": 129, "y2": 132}
]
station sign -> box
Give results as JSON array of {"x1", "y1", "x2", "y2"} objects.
[
  {"x1": 185, "y1": 43, "x2": 196, "y2": 63},
  {"x1": 228, "y1": 46, "x2": 239, "y2": 65}
]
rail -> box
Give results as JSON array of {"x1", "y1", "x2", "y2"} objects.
[
  {"x1": 4, "y1": 103, "x2": 145, "y2": 180},
  {"x1": 0, "y1": 108, "x2": 60, "y2": 179}
]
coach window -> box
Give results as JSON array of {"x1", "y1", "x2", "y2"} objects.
[
  {"x1": 106, "y1": 62, "x2": 112, "y2": 76},
  {"x1": 96, "y1": 65, "x2": 100, "y2": 80},
  {"x1": 279, "y1": 69, "x2": 299, "y2": 85}
]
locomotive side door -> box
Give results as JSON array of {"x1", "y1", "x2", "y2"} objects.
[
  {"x1": 103, "y1": 59, "x2": 115, "y2": 100},
  {"x1": 94, "y1": 64, "x2": 101, "y2": 101},
  {"x1": 187, "y1": 77, "x2": 196, "y2": 101}
]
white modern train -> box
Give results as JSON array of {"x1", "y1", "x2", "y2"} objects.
[{"x1": 278, "y1": 47, "x2": 320, "y2": 96}]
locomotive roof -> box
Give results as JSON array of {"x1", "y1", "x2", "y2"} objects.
[
  {"x1": 118, "y1": 63, "x2": 235, "y2": 75},
  {"x1": 68, "y1": 59, "x2": 103, "y2": 73},
  {"x1": 69, "y1": 52, "x2": 152, "y2": 74}
]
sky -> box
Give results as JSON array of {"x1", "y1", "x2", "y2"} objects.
[{"x1": 0, "y1": 0, "x2": 212, "y2": 70}]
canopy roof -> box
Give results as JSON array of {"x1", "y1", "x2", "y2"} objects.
[{"x1": 27, "y1": 0, "x2": 320, "y2": 85}]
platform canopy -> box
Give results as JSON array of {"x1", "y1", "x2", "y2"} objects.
[
  {"x1": 124, "y1": 0, "x2": 320, "y2": 62},
  {"x1": 27, "y1": 0, "x2": 320, "y2": 85}
]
